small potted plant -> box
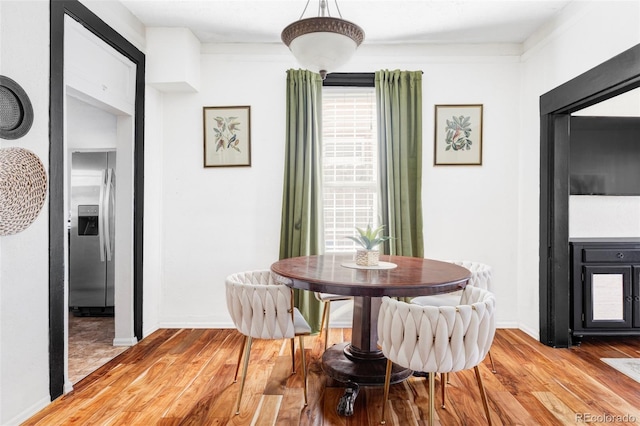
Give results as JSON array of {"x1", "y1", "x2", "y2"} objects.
[{"x1": 347, "y1": 224, "x2": 391, "y2": 266}]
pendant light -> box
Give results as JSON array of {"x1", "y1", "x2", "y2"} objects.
[{"x1": 281, "y1": 0, "x2": 365, "y2": 80}]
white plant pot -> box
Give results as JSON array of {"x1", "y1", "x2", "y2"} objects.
[{"x1": 356, "y1": 249, "x2": 379, "y2": 266}]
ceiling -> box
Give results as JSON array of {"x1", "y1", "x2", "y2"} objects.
[{"x1": 119, "y1": 0, "x2": 573, "y2": 45}]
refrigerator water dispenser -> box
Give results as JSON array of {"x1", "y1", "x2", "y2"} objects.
[{"x1": 77, "y1": 205, "x2": 99, "y2": 236}]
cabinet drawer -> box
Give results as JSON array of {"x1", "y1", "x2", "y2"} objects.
[{"x1": 583, "y1": 249, "x2": 640, "y2": 263}]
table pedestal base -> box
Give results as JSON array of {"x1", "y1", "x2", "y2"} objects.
[{"x1": 322, "y1": 342, "x2": 412, "y2": 416}]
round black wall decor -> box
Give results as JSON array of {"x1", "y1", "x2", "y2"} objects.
[{"x1": 0, "y1": 75, "x2": 34, "y2": 140}]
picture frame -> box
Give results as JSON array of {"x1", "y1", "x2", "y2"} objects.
[
  {"x1": 434, "y1": 104, "x2": 483, "y2": 166},
  {"x1": 203, "y1": 105, "x2": 251, "y2": 167}
]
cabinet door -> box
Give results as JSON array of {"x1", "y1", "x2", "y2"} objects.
[
  {"x1": 584, "y1": 266, "x2": 632, "y2": 328},
  {"x1": 634, "y1": 267, "x2": 640, "y2": 328}
]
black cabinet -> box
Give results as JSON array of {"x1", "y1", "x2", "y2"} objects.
[{"x1": 570, "y1": 238, "x2": 640, "y2": 343}]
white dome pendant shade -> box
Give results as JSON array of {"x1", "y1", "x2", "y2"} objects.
[{"x1": 281, "y1": 2, "x2": 365, "y2": 79}]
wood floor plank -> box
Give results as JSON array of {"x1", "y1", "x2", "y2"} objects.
[
  {"x1": 321, "y1": 388, "x2": 348, "y2": 426},
  {"x1": 275, "y1": 387, "x2": 305, "y2": 424},
  {"x1": 22, "y1": 328, "x2": 640, "y2": 426},
  {"x1": 163, "y1": 363, "x2": 233, "y2": 420},
  {"x1": 252, "y1": 394, "x2": 282, "y2": 426},
  {"x1": 444, "y1": 370, "x2": 498, "y2": 426},
  {"x1": 299, "y1": 360, "x2": 325, "y2": 426},
  {"x1": 103, "y1": 410, "x2": 146, "y2": 426},
  {"x1": 531, "y1": 391, "x2": 578, "y2": 425},
  {"x1": 385, "y1": 397, "x2": 422, "y2": 425},
  {"x1": 128, "y1": 385, "x2": 184, "y2": 424},
  {"x1": 160, "y1": 376, "x2": 216, "y2": 419}
]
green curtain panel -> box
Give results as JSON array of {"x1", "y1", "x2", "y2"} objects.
[
  {"x1": 279, "y1": 69, "x2": 324, "y2": 333},
  {"x1": 375, "y1": 70, "x2": 424, "y2": 258}
]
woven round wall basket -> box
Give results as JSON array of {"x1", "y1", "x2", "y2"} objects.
[
  {"x1": 0, "y1": 147, "x2": 48, "y2": 236},
  {"x1": 0, "y1": 75, "x2": 34, "y2": 140}
]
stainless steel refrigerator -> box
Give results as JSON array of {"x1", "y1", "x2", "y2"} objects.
[{"x1": 69, "y1": 151, "x2": 116, "y2": 315}]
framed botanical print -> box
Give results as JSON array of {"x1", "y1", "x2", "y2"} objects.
[
  {"x1": 434, "y1": 104, "x2": 483, "y2": 165},
  {"x1": 203, "y1": 106, "x2": 251, "y2": 167}
]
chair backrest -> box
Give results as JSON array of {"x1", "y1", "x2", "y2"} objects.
[
  {"x1": 378, "y1": 286, "x2": 496, "y2": 374},
  {"x1": 447, "y1": 260, "x2": 492, "y2": 290},
  {"x1": 225, "y1": 270, "x2": 296, "y2": 340}
]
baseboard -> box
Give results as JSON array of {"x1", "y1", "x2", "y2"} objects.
[
  {"x1": 496, "y1": 320, "x2": 519, "y2": 329},
  {"x1": 517, "y1": 322, "x2": 540, "y2": 341},
  {"x1": 328, "y1": 320, "x2": 353, "y2": 328},
  {"x1": 143, "y1": 325, "x2": 159, "y2": 339},
  {"x1": 157, "y1": 321, "x2": 236, "y2": 329},
  {"x1": 147, "y1": 320, "x2": 540, "y2": 340},
  {"x1": 5, "y1": 395, "x2": 51, "y2": 426},
  {"x1": 113, "y1": 336, "x2": 138, "y2": 346}
]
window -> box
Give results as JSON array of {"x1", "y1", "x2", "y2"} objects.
[{"x1": 322, "y1": 86, "x2": 378, "y2": 253}]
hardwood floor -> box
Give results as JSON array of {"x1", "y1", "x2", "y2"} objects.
[{"x1": 23, "y1": 328, "x2": 640, "y2": 425}]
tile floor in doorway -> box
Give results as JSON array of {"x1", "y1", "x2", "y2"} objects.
[{"x1": 68, "y1": 315, "x2": 129, "y2": 384}]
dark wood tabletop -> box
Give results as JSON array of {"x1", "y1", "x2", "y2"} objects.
[{"x1": 271, "y1": 254, "x2": 470, "y2": 297}]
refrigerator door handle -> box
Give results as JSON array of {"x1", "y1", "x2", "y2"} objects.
[
  {"x1": 104, "y1": 168, "x2": 114, "y2": 262},
  {"x1": 98, "y1": 169, "x2": 106, "y2": 262}
]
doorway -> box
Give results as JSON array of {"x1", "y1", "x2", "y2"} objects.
[
  {"x1": 539, "y1": 43, "x2": 640, "y2": 348},
  {"x1": 64, "y1": 100, "x2": 127, "y2": 385},
  {"x1": 50, "y1": 0, "x2": 145, "y2": 399}
]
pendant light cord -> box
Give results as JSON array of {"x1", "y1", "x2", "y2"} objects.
[
  {"x1": 333, "y1": 0, "x2": 344, "y2": 18},
  {"x1": 298, "y1": 0, "x2": 345, "y2": 19},
  {"x1": 299, "y1": 0, "x2": 311, "y2": 19}
]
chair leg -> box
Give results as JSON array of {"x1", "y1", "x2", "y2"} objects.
[
  {"x1": 321, "y1": 301, "x2": 330, "y2": 349},
  {"x1": 299, "y1": 335, "x2": 308, "y2": 405},
  {"x1": 319, "y1": 301, "x2": 328, "y2": 336},
  {"x1": 428, "y1": 372, "x2": 435, "y2": 426},
  {"x1": 474, "y1": 366, "x2": 493, "y2": 425},
  {"x1": 233, "y1": 336, "x2": 246, "y2": 383},
  {"x1": 488, "y1": 350, "x2": 497, "y2": 373},
  {"x1": 380, "y1": 358, "x2": 393, "y2": 424},
  {"x1": 290, "y1": 338, "x2": 296, "y2": 374},
  {"x1": 235, "y1": 336, "x2": 253, "y2": 415},
  {"x1": 441, "y1": 373, "x2": 446, "y2": 408}
]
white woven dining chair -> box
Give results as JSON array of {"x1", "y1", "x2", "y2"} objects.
[
  {"x1": 411, "y1": 261, "x2": 496, "y2": 373},
  {"x1": 225, "y1": 270, "x2": 312, "y2": 415},
  {"x1": 314, "y1": 292, "x2": 352, "y2": 349},
  {"x1": 378, "y1": 286, "x2": 496, "y2": 425}
]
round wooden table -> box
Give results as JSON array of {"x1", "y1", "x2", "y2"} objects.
[{"x1": 271, "y1": 254, "x2": 470, "y2": 415}]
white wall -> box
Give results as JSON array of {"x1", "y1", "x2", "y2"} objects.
[
  {"x1": 518, "y1": 0, "x2": 640, "y2": 337},
  {"x1": 421, "y1": 58, "x2": 521, "y2": 328},
  {"x1": 159, "y1": 46, "x2": 292, "y2": 327},
  {"x1": 66, "y1": 96, "x2": 118, "y2": 150},
  {"x1": 570, "y1": 197, "x2": 640, "y2": 237},
  {"x1": 0, "y1": 1, "x2": 52, "y2": 423},
  {"x1": 142, "y1": 85, "x2": 164, "y2": 337},
  {"x1": 155, "y1": 42, "x2": 523, "y2": 328}
]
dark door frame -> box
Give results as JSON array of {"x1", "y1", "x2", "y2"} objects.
[
  {"x1": 49, "y1": 0, "x2": 145, "y2": 399},
  {"x1": 539, "y1": 43, "x2": 640, "y2": 347}
]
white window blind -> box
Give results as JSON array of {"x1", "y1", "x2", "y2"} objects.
[{"x1": 322, "y1": 87, "x2": 378, "y2": 253}]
